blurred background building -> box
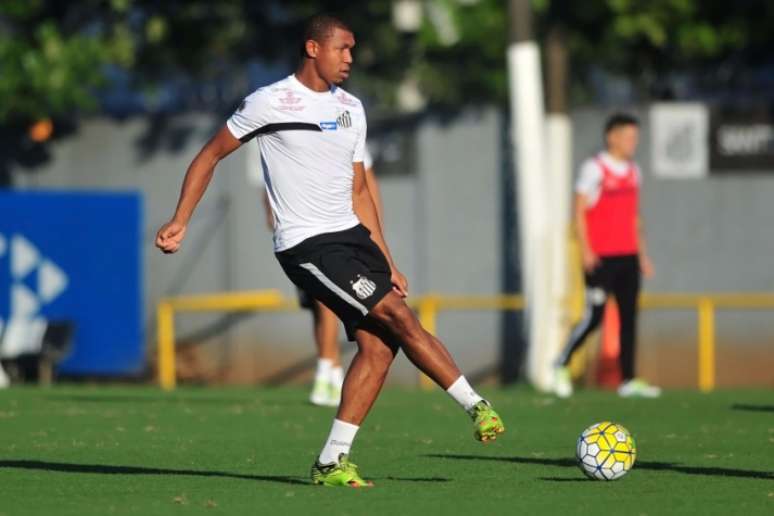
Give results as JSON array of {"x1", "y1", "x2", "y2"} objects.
[{"x1": 1, "y1": 0, "x2": 773, "y2": 388}]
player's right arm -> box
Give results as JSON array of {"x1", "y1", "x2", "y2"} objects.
[
  {"x1": 157, "y1": 91, "x2": 268, "y2": 254},
  {"x1": 155, "y1": 126, "x2": 242, "y2": 254}
]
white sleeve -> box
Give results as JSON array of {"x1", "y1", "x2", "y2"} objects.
[
  {"x1": 226, "y1": 91, "x2": 270, "y2": 142},
  {"x1": 352, "y1": 109, "x2": 367, "y2": 163},
  {"x1": 575, "y1": 159, "x2": 603, "y2": 196}
]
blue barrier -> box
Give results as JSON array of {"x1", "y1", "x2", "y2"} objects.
[{"x1": 0, "y1": 190, "x2": 144, "y2": 375}]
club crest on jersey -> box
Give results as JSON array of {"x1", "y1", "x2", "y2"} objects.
[
  {"x1": 319, "y1": 121, "x2": 338, "y2": 131},
  {"x1": 351, "y1": 275, "x2": 377, "y2": 300},
  {"x1": 337, "y1": 110, "x2": 352, "y2": 128}
]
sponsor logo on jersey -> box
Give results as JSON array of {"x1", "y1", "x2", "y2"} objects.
[
  {"x1": 319, "y1": 121, "x2": 338, "y2": 131},
  {"x1": 277, "y1": 89, "x2": 306, "y2": 112},
  {"x1": 336, "y1": 91, "x2": 358, "y2": 107},
  {"x1": 336, "y1": 110, "x2": 352, "y2": 128},
  {"x1": 351, "y1": 275, "x2": 377, "y2": 300},
  {"x1": 279, "y1": 89, "x2": 302, "y2": 105}
]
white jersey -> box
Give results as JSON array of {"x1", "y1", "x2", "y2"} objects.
[
  {"x1": 575, "y1": 151, "x2": 642, "y2": 207},
  {"x1": 227, "y1": 74, "x2": 367, "y2": 251}
]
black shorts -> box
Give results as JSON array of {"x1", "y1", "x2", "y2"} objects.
[
  {"x1": 296, "y1": 288, "x2": 314, "y2": 310},
  {"x1": 276, "y1": 224, "x2": 393, "y2": 341},
  {"x1": 585, "y1": 255, "x2": 640, "y2": 293}
]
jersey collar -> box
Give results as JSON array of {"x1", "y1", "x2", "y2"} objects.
[{"x1": 289, "y1": 74, "x2": 337, "y2": 98}]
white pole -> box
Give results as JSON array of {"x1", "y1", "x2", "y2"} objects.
[
  {"x1": 543, "y1": 114, "x2": 573, "y2": 389},
  {"x1": 507, "y1": 41, "x2": 551, "y2": 388}
]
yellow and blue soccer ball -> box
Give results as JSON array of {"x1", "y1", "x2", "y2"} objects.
[{"x1": 576, "y1": 421, "x2": 637, "y2": 480}]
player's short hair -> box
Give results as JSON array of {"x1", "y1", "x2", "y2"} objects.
[
  {"x1": 604, "y1": 113, "x2": 639, "y2": 135},
  {"x1": 300, "y1": 14, "x2": 352, "y2": 57}
]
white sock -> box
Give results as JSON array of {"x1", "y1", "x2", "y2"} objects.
[
  {"x1": 330, "y1": 366, "x2": 344, "y2": 390},
  {"x1": 315, "y1": 358, "x2": 334, "y2": 382},
  {"x1": 446, "y1": 375, "x2": 484, "y2": 411},
  {"x1": 0, "y1": 362, "x2": 9, "y2": 388},
  {"x1": 318, "y1": 418, "x2": 359, "y2": 465}
]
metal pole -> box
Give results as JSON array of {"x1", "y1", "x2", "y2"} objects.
[
  {"x1": 697, "y1": 298, "x2": 716, "y2": 392},
  {"x1": 157, "y1": 301, "x2": 176, "y2": 390}
]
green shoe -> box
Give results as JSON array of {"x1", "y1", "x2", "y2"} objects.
[
  {"x1": 553, "y1": 365, "x2": 573, "y2": 399},
  {"x1": 468, "y1": 400, "x2": 505, "y2": 442},
  {"x1": 309, "y1": 378, "x2": 333, "y2": 406},
  {"x1": 328, "y1": 382, "x2": 342, "y2": 407},
  {"x1": 311, "y1": 454, "x2": 374, "y2": 487}
]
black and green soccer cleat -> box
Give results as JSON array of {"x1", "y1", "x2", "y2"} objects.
[
  {"x1": 310, "y1": 454, "x2": 374, "y2": 487},
  {"x1": 468, "y1": 400, "x2": 506, "y2": 442}
]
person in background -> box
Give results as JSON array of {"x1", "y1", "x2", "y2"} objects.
[
  {"x1": 0, "y1": 361, "x2": 9, "y2": 388},
  {"x1": 260, "y1": 147, "x2": 383, "y2": 407},
  {"x1": 553, "y1": 113, "x2": 661, "y2": 399}
]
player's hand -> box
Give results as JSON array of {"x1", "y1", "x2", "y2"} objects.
[
  {"x1": 391, "y1": 268, "x2": 408, "y2": 298},
  {"x1": 155, "y1": 220, "x2": 187, "y2": 254},
  {"x1": 640, "y1": 254, "x2": 655, "y2": 279},
  {"x1": 581, "y1": 247, "x2": 600, "y2": 273}
]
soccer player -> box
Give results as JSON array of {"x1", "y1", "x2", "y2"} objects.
[
  {"x1": 553, "y1": 113, "x2": 661, "y2": 399},
  {"x1": 155, "y1": 14, "x2": 504, "y2": 487},
  {"x1": 260, "y1": 148, "x2": 383, "y2": 407}
]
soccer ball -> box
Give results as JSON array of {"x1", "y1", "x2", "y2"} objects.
[{"x1": 576, "y1": 421, "x2": 637, "y2": 480}]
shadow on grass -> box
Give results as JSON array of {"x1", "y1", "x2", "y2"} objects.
[
  {"x1": 0, "y1": 460, "x2": 451, "y2": 485},
  {"x1": 425, "y1": 454, "x2": 774, "y2": 481},
  {"x1": 0, "y1": 460, "x2": 308, "y2": 486},
  {"x1": 731, "y1": 403, "x2": 774, "y2": 413},
  {"x1": 539, "y1": 477, "x2": 589, "y2": 482},
  {"x1": 44, "y1": 394, "x2": 259, "y2": 405},
  {"x1": 380, "y1": 476, "x2": 451, "y2": 482}
]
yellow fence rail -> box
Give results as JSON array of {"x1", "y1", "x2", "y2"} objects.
[{"x1": 156, "y1": 290, "x2": 774, "y2": 392}]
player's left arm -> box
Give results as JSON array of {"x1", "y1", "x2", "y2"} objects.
[{"x1": 352, "y1": 162, "x2": 408, "y2": 297}]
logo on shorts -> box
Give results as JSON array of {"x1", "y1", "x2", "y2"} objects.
[
  {"x1": 588, "y1": 287, "x2": 606, "y2": 305},
  {"x1": 319, "y1": 121, "x2": 338, "y2": 131},
  {"x1": 351, "y1": 275, "x2": 377, "y2": 300}
]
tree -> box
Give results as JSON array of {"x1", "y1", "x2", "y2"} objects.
[
  {"x1": 2, "y1": 0, "x2": 774, "y2": 182},
  {"x1": 0, "y1": 0, "x2": 135, "y2": 123}
]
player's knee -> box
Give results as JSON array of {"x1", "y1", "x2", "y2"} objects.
[
  {"x1": 369, "y1": 293, "x2": 401, "y2": 323},
  {"x1": 371, "y1": 295, "x2": 419, "y2": 337},
  {"x1": 367, "y1": 342, "x2": 397, "y2": 366}
]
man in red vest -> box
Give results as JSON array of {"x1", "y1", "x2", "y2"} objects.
[{"x1": 553, "y1": 113, "x2": 661, "y2": 398}]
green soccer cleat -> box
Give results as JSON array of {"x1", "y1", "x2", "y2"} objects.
[
  {"x1": 327, "y1": 382, "x2": 342, "y2": 407},
  {"x1": 310, "y1": 378, "x2": 336, "y2": 407},
  {"x1": 468, "y1": 400, "x2": 505, "y2": 442},
  {"x1": 310, "y1": 454, "x2": 374, "y2": 487},
  {"x1": 553, "y1": 365, "x2": 573, "y2": 399}
]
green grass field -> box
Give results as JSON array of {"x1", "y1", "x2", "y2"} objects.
[{"x1": 1, "y1": 385, "x2": 772, "y2": 515}]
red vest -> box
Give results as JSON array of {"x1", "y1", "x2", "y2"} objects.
[{"x1": 585, "y1": 157, "x2": 639, "y2": 256}]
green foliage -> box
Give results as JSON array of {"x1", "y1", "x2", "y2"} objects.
[
  {"x1": 0, "y1": 1, "x2": 134, "y2": 123},
  {"x1": 1, "y1": 0, "x2": 773, "y2": 122}
]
